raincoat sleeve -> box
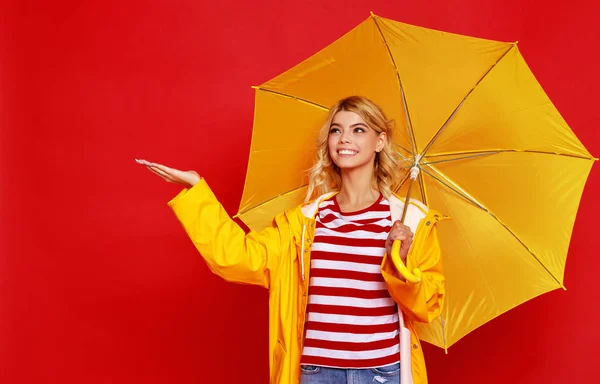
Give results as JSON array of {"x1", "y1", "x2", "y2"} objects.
[
  {"x1": 167, "y1": 179, "x2": 283, "y2": 289},
  {"x1": 382, "y1": 219, "x2": 445, "y2": 323}
]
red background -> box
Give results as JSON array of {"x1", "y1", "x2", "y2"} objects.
[{"x1": 2, "y1": 0, "x2": 599, "y2": 383}]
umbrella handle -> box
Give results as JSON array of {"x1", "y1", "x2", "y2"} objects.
[{"x1": 391, "y1": 240, "x2": 422, "y2": 283}]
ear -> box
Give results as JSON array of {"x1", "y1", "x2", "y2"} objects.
[{"x1": 376, "y1": 131, "x2": 387, "y2": 152}]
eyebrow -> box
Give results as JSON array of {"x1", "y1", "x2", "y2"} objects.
[{"x1": 330, "y1": 122, "x2": 369, "y2": 128}]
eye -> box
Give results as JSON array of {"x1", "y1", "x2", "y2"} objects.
[
  {"x1": 354, "y1": 127, "x2": 365, "y2": 133},
  {"x1": 329, "y1": 127, "x2": 341, "y2": 134}
]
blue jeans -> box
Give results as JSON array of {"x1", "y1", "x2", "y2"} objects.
[{"x1": 300, "y1": 363, "x2": 400, "y2": 384}]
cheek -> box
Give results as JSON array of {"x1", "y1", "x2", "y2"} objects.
[
  {"x1": 366, "y1": 136, "x2": 379, "y2": 151},
  {"x1": 327, "y1": 136, "x2": 337, "y2": 155}
]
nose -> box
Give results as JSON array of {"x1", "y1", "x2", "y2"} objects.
[{"x1": 339, "y1": 131, "x2": 351, "y2": 144}]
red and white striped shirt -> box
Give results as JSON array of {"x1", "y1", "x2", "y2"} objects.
[{"x1": 300, "y1": 194, "x2": 400, "y2": 369}]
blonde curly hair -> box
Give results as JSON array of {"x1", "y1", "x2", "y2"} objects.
[{"x1": 305, "y1": 96, "x2": 403, "y2": 202}]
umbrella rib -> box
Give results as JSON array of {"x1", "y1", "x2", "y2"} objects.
[
  {"x1": 393, "y1": 144, "x2": 416, "y2": 172},
  {"x1": 422, "y1": 151, "x2": 500, "y2": 166},
  {"x1": 420, "y1": 44, "x2": 516, "y2": 158},
  {"x1": 393, "y1": 170, "x2": 412, "y2": 194},
  {"x1": 422, "y1": 165, "x2": 565, "y2": 288},
  {"x1": 426, "y1": 149, "x2": 597, "y2": 162},
  {"x1": 420, "y1": 166, "x2": 487, "y2": 211},
  {"x1": 429, "y1": 181, "x2": 502, "y2": 342},
  {"x1": 417, "y1": 167, "x2": 428, "y2": 205},
  {"x1": 236, "y1": 183, "x2": 309, "y2": 218},
  {"x1": 433, "y1": 184, "x2": 504, "y2": 341},
  {"x1": 394, "y1": 149, "x2": 414, "y2": 169},
  {"x1": 371, "y1": 14, "x2": 418, "y2": 157},
  {"x1": 393, "y1": 142, "x2": 413, "y2": 157},
  {"x1": 252, "y1": 86, "x2": 330, "y2": 111}
]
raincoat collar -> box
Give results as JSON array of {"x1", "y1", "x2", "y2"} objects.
[{"x1": 299, "y1": 191, "x2": 428, "y2": 223}]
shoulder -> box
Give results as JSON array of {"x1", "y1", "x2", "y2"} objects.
[
  {"x1": 299, "y1": 191, "x2": 337, "y2": 219},
  {"x1": 389, "y1": 193, "x2": 448, "y2": 222},
  {"x1": 387, "y1": 193, "x2": 443, "y2": 233},
  {"x1": 279, "y1": 191, "x2": 336, "y2": 236},
  {"x1": 388, "y1": 193, "x2": 429, "y2": 217}
]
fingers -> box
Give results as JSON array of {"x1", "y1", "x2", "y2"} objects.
[
  {"x1": 145, "y1": 165, "x2": 174, "y2": 182},
  {"x1": 388, "y1": 221, "x2": 414, "y2": 242},
  {"x1": 392, "y1": 220, "x2": 412, "y2": 232},
  {"x1": 136, "y1": 159, "x2": 182, "y2": 179},
  {"x1": 137, "y1": 158, "x2": 200, "y2": 188},
  {"x1": 150, "y1": 162, "x2": 177, "y2": 175},
  {"x1": 137, "y1": 158, "x2": 175, "y2": 178},
  {"x1": 135, "y1": 159, "x2": 156, "y2": 167}
]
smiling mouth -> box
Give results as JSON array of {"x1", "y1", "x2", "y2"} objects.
[{"x1": 338, "y1": 149, "x2": 357, "y2": 155}]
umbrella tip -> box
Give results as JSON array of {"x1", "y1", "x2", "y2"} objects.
[
  {"x1": 251, "y1": 85, "x2": 259, "y2": 90},
  {"x1": 370, "y1": 10, "x2": 375, "y2": 17},
  {"x1": 514, "y1": 40, "x2": 519, "y2": 44},
  {"x1": 561, "y1": 284, "x2": 567, "y2": 291}
]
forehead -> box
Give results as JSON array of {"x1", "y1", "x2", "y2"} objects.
[{"x1": 331, "y1": 110, "x2": 367, "y2": 126}]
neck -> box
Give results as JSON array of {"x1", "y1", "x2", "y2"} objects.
[{"x1": 337, "y1": 166, "x2": 379, "y2": 209}]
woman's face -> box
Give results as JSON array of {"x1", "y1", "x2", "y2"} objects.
[{"x1": 328, "y1": 110, "x2": 386, "y2": 172}]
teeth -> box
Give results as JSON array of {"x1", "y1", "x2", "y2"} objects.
[{"x1": 339, "y1": 150, "x2": 356, "y2": 155}]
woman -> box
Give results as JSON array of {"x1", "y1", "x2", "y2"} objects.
[{"x1": 136, "y1": 96, "x2": 446, "y2": 384}]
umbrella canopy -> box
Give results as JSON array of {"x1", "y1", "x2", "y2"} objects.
[{"x1": 235, "y1": 13, "x2": 597, "y2": 350}]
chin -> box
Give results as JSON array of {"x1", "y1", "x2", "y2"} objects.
[{"x1": 333, "y1": 159, "x2": 371, "y2": 171}]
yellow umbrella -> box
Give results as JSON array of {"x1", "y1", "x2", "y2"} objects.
[{"x1": 235, "y1": 13, "x2": 597, "y2": 350}]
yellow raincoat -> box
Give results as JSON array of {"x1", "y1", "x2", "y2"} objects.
[{"x1": 168, "y1": 179, "x2": 447, "y2": 384}]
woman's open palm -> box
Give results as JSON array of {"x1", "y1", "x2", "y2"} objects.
[{"x1": 136, "y1": 159, "x2": 201, "y2": 188}]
